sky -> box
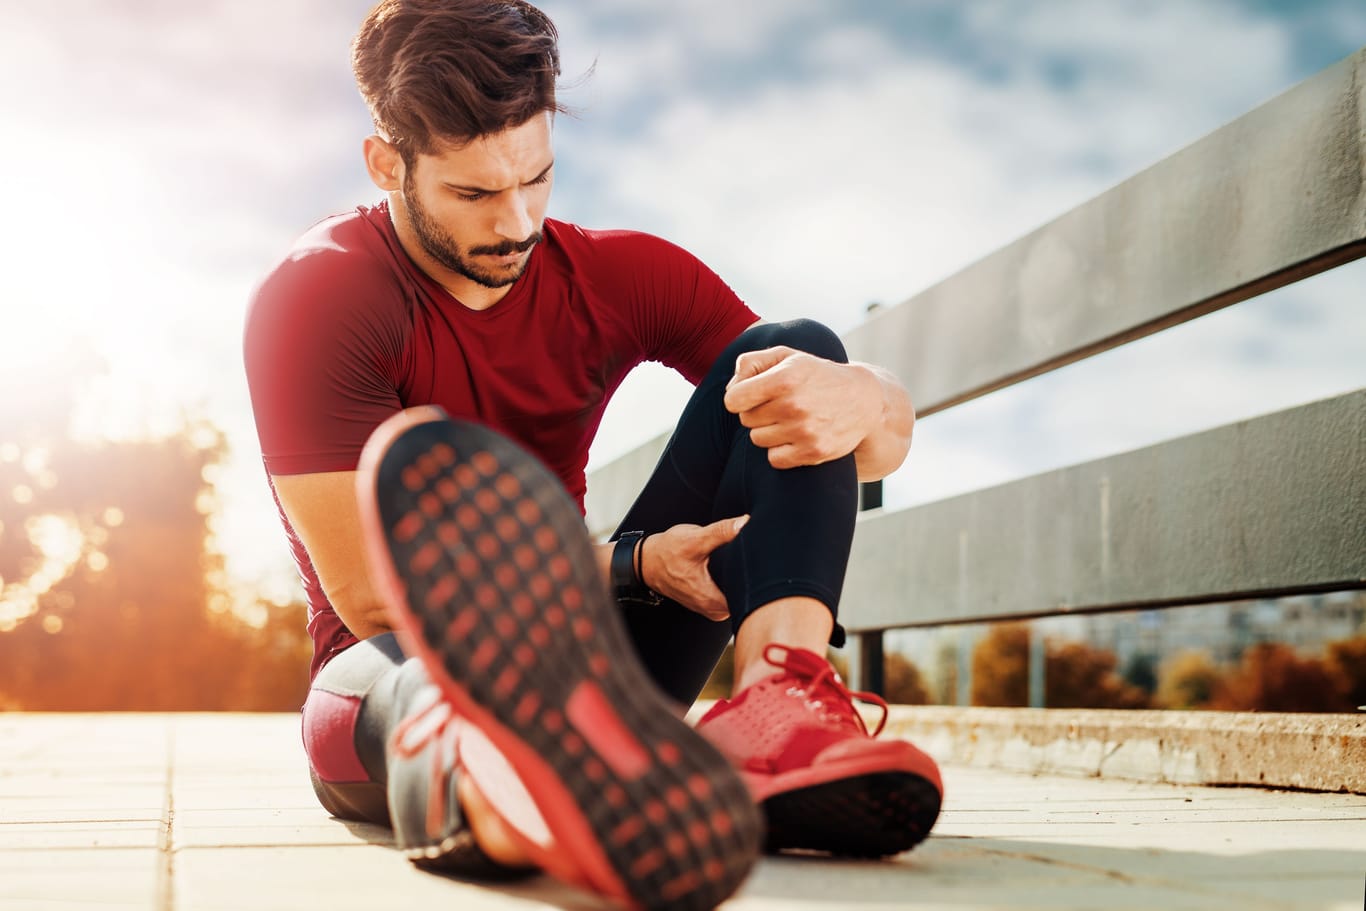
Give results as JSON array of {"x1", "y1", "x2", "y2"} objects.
[{"x1": 1, "y1": 0, "x2": 1363, "y2": 603}]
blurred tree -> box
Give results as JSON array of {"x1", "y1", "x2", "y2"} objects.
[
  {"x1": 883, "y1": 652, "x2": 931, "y2": 705},
  {"x1": 971, "y1": 623, "x2": 1149, "y2": 709},
  {"x1": 1324, "y1": 634, "x2": 1366, "y2": 709},
  {"x1": 1155, "y1": 650, "x2": 1222, "y2": 709},
  {"x1": 1212, "y1": 642, "x2": 1352, "y2": 713},
  {"x1": 1122, "y1": 652, "x2": 1158, "y2": 695},
  {"x1": 0, "y1": 403, "x2": 309, "y2": 710},
  {"x1": 971, "y1": 623, "x2": 1029, "y2": 707},
  {"x1": 1046, "y1": 641, "x2": 1149, "y2": 709}
]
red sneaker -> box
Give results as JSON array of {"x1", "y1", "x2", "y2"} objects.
[
  {"x1": 358, "y1": 408, "x2": 763, "y2": 910},
  {"x1": 697, "y1": 644, "x2": 942, "y2": 857}
]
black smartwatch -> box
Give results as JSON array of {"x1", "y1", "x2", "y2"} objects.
[{"x1": 611, "y1": 530, "x2": 662, "y2": 606}]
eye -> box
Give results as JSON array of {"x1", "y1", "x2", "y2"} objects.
[
  {"x1": 456, "y1": 190, "x2": 488, "y2": 203},
  {"x1": 528, "y1": 171, "x2": 551, "y2": 186}
]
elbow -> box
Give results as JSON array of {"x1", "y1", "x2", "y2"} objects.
[{"x1": 324, "y1": 580, "x2": 394, "y2": 642}]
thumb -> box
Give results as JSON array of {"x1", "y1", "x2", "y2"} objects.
[
  {"x1": 727, "y1": 346, "x2": 791, "y2": 389},
  {"x1": 700, "y1": 514, "x2": 749, "y2": 549}
]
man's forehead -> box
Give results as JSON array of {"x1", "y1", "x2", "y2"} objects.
[{"x1": 421, "y1": 115, "x2": 554, "y2": 183}]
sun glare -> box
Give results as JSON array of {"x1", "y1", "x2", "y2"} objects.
[
  {"x1": 0, "y1": 514, "x2": 86, "y2": 632},
  {"x1": 0, "y1": 143, "x2": 185, "y2": 445}
]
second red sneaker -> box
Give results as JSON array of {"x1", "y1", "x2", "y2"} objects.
[{"x1": 696, "y1": 644, "x2": 942, "y2": 857}]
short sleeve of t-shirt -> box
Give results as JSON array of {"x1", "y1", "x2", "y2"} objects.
[
  {"x1": 243, "y1": 239, "x2": 408, "y2": 476},
  {"x1": 575, "y1": 229, "x2": 757, "y2": 385}
]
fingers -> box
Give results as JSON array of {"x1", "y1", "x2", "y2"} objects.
[
  {"x1": 727, "y1": 346, "x2": 792, "y2": 387},
  {"x1": 698, "y1": 514, "x2": 749, "y2": 551},
  {"x1": 691, "y1": 576, "x2": 731, "y2": 622},
  {"x1": 764, "y1": 443, "x2": 806, "y2": 470},
  {"x1": 724, "y1": 347, "x2": 796, "y2": 414}
]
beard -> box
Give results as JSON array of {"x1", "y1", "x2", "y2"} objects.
[{"x1": 402, "y1": 172, "x2": 541, "y2": 289}]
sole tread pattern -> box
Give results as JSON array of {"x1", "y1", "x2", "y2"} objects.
[
  {"x1": 361, "y1": 414, "x2": 762, "y2": 911},
  {"x1": 763, "y1": 771, "x2": 941, "y2": 858}
]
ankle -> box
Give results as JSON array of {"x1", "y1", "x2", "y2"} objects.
[
  {"x1": 457, "y1": 774, "x2": 534, "y2": 867},
  {"x1": 732, "y1": 597, "x2": 833, "y2": 695}
]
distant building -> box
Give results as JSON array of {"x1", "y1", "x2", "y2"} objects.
[{"x1": 1079, "y1": 590, "x2": 1366, "y2": 669}]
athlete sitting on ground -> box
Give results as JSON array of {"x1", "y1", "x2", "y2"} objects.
[{"x1": 243, "y1": 1, "x2": 942, "y2": 908}]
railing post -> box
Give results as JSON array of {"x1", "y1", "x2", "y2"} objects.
[
  {"x1": 850, "y1": 467, "x2": 885, "y2": 694},
  {"x1": 849, "y1": 631, "x2": 885, "y2": 694},
  {"x1": 859, "y1": 479, "x2": 883, "y2": 511}
]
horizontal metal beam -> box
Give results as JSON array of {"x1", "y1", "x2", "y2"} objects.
[
  {"x1": 839, "y1": 389, "x2": 1366, "y2": 632},
  {"x1": 844, "y1": 47, "x2": 1366, "y2": 416}
]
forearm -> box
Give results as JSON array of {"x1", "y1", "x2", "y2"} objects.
[
  {"x1": 851, "y1": 363, "x2": 914, "y2": 482},
  {"x1": 595, "y1": 540, "x2": 614, "y2": 589}
]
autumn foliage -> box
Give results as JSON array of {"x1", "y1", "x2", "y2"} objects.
[
  {"x1": 965, "y1": 622, "x2": 1365, "y2": 712},
  {"x1": 1208, "y1": 642, "x2": 1356, "y2": 713},
  {"x1": 1155, "y1": 650, "x2": 1222, "y2": 709},
  {"x1": 970, "y1": 623, "x2": 1149, "y2": 709},
  {"x1": 0, "y1": 381, "x2": 310, "y2": 711}
]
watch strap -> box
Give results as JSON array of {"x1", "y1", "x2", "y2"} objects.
[{"x1": 611, "y1": 530, "x2": 661, "y2": 606}]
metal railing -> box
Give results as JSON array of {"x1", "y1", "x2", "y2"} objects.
[{"x1": 586, "y1": 47, "x2": 1366, "y2": 696}]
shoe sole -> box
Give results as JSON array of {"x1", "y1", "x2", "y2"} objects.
[
  {"x1": 761, "y1": 770, "x2": 942, "y2": 857},
  {"x1": 357, "y1": 408, "x2": 763, "y2": 911}
]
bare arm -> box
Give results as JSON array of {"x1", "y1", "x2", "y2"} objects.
[{"x1": 272, "y1": 470, "x2": 394, "y2": 641}]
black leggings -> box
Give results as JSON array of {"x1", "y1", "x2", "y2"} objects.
[
  {"x1": 611, "y1": 318, "x2": 858, "y2": 704},
  {"x1": 308, "y1": 318, "x2": 859, "y2": 823}
]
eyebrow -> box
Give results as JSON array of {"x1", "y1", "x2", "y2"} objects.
[{"x1": 443, "y1": 160, "x2": 555, "y2": 195}]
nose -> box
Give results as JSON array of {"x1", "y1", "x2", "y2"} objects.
[{"x1": 493, "y1": 189, "x2": 533, "y2": 242}]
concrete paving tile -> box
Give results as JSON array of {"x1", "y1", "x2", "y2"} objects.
[
  {"x1": 0, "y1": 773, "x2": 167, "y2": 798},
  {"x1": 1036, "y1": 824, "x2": 1366, "y2": 855},
  {"x1": 175, "y1": 808, "x2": 338, "y2": 827},
  {"x1": 0, "y1": 847, "x2": 159, "y2": 907},
  {"x1": 0, "y1": 790, "x2": 167, "y2": 815},
  {"x1": 173, "y1": 807, "x2": 391, "y2": 848},
  {"x1": 0, "y1": 821, "x2": 162, "y2": 850},
  {"x1": 171, "y1": 784, "x2": 319, "y2": 812},
  {"x1": 729, "y1": 844, "x2": 1264, "y2": 911},
  {"x1": 173, "y1": 845, "x2": 605, "y2": 911},
  {"x1": 947, "y1": 837, "x2": 1364, "y2": 909},
  {"x1": 0, "y1": 808, "x2": 163, "y2": 824}
]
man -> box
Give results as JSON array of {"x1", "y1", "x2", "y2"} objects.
[{"x1": 244, "y1": 1, "x2": 942, "y2": 908}]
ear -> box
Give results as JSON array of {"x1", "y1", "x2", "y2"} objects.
[{"x1": 363, "y1": 135, "x2": 403, "y2": 192}]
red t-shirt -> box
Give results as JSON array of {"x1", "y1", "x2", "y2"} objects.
[{"x1": 244, "y1": 202, "x2": 757, "y2": 679}]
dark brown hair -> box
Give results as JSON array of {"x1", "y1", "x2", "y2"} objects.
[{"x1": 352, "y1": 0, "x2": 565, "y2": 161}]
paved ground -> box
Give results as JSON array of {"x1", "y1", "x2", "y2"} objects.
[{"x1": 1, "y1": 713, "x2": 1363, "y2": 911}]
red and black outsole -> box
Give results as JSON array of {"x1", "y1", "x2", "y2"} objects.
[
  {"x1": 357, "y1": 407, "x2": 763, "y2": 911},
  {"x1": 760, "y1": 771, "x2": 942, "y2": 858}
]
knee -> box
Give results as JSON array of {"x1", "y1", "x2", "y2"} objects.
[{"x1": 738, "y1": 318, "x2": 848, "y2": 364}]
